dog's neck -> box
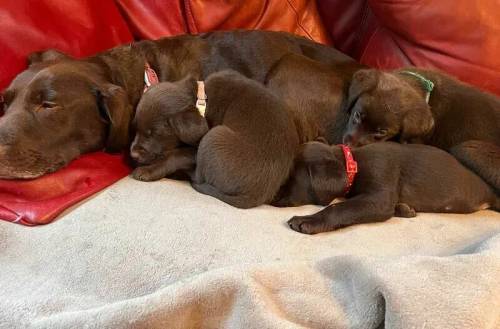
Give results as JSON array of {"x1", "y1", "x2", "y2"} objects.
[
  {"x1": 397, "y1": 69, "x2": 455, "y2": 123},
  {"x1": 88, "y1": 37, "x2": 207, "y2": 110},
  {"x1": 398, "y1": 70, "x2": 434, "y2": 104}
]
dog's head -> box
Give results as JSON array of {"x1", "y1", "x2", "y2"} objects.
[
  {"x1": 273, "y1": 142, "x2": 346, "y2": 207},
  {"x1": 0, "y1": 49, "x2": 133, "y2": 179},
  {"x1": 343, "y1": 69, "x2": 434, "y2": 147},
  {"x1": 130, "y1": 76, "x2": 208, "y2": 165}
]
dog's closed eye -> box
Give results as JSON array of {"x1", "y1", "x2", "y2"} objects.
[{"x1": 41, "y1": 101, "x2": 57, "y2": 109}]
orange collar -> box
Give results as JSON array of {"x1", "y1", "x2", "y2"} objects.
[{"x1": 339, "y1": 144, "x2": 358, "y2": 195}]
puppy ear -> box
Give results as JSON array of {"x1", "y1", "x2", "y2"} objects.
[
  {"x1": 345, "y1": 69, "x2": 379, "y2": 111},
  {"x1": 400, "y1": 104, "x2": 435, "y2": 142},
  {"x1": 169, "y1": 109, "x2": 209, "y2": 145},
  {"x1": 27, "y1": 49, "x2": 71, "y2": 65},
  {"x1": 96, "y1": 84, "x2": 133, "y2": 152}
]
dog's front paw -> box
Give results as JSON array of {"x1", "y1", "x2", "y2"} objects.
[
  {"x1": 287, "y1": 215, "x2": 330, "y2": 234},
  {"x1": 131, "y1": 166, "x2": 161, "y2": 182}
]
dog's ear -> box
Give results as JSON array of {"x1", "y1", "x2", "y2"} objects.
[
  {"x1": 345, "y1": 69, "x2": 379, "y2": 111},
  {"x1": 400, "y1": 104, "x2": 435, "y2": 143},
  {"x1": 169, "y1": 109, "x2": 209, "y2": 145},
  {"x1": 96, "y1": 84, "x2": 133, "y2": 152},
  {"x1": 27, "y1": 49, "x2": 71, "y2": 66}
]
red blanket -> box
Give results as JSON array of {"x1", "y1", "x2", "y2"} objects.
[{"x1": 0, "y1": 153, "x2": 130, "y2": 226}]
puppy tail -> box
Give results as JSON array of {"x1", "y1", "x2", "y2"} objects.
[{"x1": 191, "y1": 182, "x2": 262, "y2": 209}]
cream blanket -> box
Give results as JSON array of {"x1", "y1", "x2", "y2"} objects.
[{"x1": 1, "y1": 177, "x2": 500, "y2": 329}]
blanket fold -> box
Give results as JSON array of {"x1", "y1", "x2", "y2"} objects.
[{"x1": 1, "y1": 178, "x2": 499, "y2": 329}]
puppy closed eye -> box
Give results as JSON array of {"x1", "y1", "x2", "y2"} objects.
[
  {"x1": 374, "y1": 129, "x2": 388, "y2": 139},
  {"x1": 35, "y1": 101, "x2": 58, "y2": 112}
]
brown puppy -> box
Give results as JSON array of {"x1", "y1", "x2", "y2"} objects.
[
  {"x1": 342, "y1": 68, "x2": 500, "y2": 193},
  {"x1": 265, "y1": 53, "x2": 362, "y2": 144},
  {"x1": 273, "y1": 141, "x2": 499, "y2": 234},
  {"x1": 131, "y1": 70, "x2": 299, "y2": 208},
  {"x1": 0, "y1": 30, "x2": 356, "y2": 179}
]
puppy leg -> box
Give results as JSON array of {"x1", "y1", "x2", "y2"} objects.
[
  {"x1": 132, "y1": 148, "x2": 197, "y2": 182},
  {"x1": 394, "y1": 203, "x2": 417, "y2": 218},
  {"x1": 450, "y1": 140, "x2": 500, "y2": 194},
  {"x1": 194, "y1": 125, "x2": 292, "y2": 208},
  {"x1": 287, "y1": 193, "x2": 395, "y2": 234},
  {"x1": 191, "y1": 182, "x2": 263, "y2": 209}
]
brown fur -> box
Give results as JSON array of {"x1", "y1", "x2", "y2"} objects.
[
  {"x1": 343, "y1": 68, "x2": 500, "y2": 193},
  {"x1": 274, "y1": 141, "x2": 500, "y2": 234},
  {"x1": 131, "y1": 71, "x2": 300, "y2": 208},
  {"x1": 0, "y1": 30, "x2": 359, "y2": 179}
]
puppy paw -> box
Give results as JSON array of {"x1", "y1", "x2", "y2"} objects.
[
  {"x1": 287, "y1": 215, "x2": 329, "y2": 234},
  {"x1": 131, "y1": 166, "x2": 162, "y2": 182},
  {"x1": 394, "y1": 203, "x2": 417, "y2": 218}
]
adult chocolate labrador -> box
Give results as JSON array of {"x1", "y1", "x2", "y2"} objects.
[
  {"x1": 342, "y1": 68, "x2": 500, "y2": 193},
  {"x1": 0, "y1": 30, "x2": 361, "y2": 179}
]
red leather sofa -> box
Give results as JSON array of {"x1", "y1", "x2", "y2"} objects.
[{"x1": 1, "y1": 0, "x2": 499, "y2": 225}]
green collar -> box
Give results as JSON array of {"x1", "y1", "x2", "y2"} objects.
[{"x1": 399, "y1": 70, "x2": 434, "y2": 103}]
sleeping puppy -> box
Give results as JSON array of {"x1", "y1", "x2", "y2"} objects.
[
  {"x1": 342, "y1": 68, "x2": 500, "y2": 193},
  {"x1": 273, "y1": 141, "x2": 499, "y2": 234},
  {"x1": 130, "y1": 70, "x2": 299, "y2": 208}
]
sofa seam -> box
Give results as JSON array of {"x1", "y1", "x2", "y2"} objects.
[{"x1": 285, "y1": 0, "x2": 314, "y2": 41}]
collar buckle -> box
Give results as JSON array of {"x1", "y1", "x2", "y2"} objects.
[{"x1": 196, "y1": 81, "x2": 207, "y2": 117}]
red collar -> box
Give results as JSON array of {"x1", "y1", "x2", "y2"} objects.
[
  {"x1": 339, "y1": 144, "x2": 358, "y2": 195},
  {"x1": 143, "y1": 62, "x2": 159, "y2": 93}
]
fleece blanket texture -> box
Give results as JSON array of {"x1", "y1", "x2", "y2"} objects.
[{"x1": 1, "y1": 177, "x2": 500, "y2": 329}]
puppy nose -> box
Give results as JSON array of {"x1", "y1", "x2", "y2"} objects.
[{"x1": 130, "y1": 149, "x2": 142, "y2": 160}]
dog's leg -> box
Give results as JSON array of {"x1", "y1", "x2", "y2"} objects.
[
  {"x1": 132, "y1": 148, "x2": 197, "y2": 182},
  {"x1": 450, "y1": 140, "x2": 500, "y2": 194},
  {"x1": 191, "y1": 182, "x2": 261, "y2": 209},
  {"x1": 287, "y1": 193, "x2": 395, "y2": 234}
]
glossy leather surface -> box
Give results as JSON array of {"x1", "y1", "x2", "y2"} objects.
[
  {"x1": 116, "y1": 0, "x2": 331, "y2": 44},
  {"x1": 317, "y1": 0, "x2": 500, "y2": 94},
  {"x1": 0, "y1": 153, "x2": 130, "y2": 225},
  {"x1": 0, "y1": 0, "x2": 133, "y2": 90}
]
